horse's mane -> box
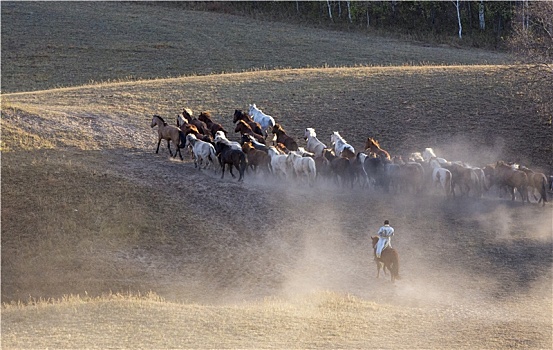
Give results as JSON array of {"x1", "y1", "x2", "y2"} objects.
[
  {"x1": 154, "y1": 115, "x2": 167, "y2": 126},
  {"x1": 182, "y1": 108, "x2": 193, "y2": 118},
  {"x1": 199, "y1": 111, "x2": 212, "y2": 120},
  {"x1": 274, "y1": 124, "x2": 286, "y2": 133},
  {"x1": 367, "y1": 137, "x2": 381, "y2": 148},
  {"x1": 237, "y1": 119, "x2": 250, "y2": 128}
]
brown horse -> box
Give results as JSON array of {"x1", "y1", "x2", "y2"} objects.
[
  {"x1": 488, "y1": 161, "x2": 529, "y2": 202},
  {"x1": 150, "y1": 115, "x2": 185, "y2": 160},
  {"x1": 234, "y1": 120, "x2": 266, "y2": 144},
  {"x1": 272, "y1": 124, "x2": 298, "y2": 151},
  {"x1": 517, "y1": 166, "x2": 547, "y2": 205},
  {"x1": 371, "y1": 236, "x2": 400, "y2": 283},
  {"x1": 242, "y1": 142, "x2": 271, "y2": 173},
  {"x1": 233, "y1": 110, "x2": 264, "y2": 137},
  {"x1": 198, "y1": 111, "x2": 228, "y2": 138},
  {"x1": 181, "y1": 108, "x2": 210, "y2": 136},
  {"x1": 365, "y1": 138, "x2": 391, "y2": 160},
  {"x1": 179, "y1": 123, "x2": 213, "y2": 143}
]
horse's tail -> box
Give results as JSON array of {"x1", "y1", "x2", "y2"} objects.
[
  {"x1": 539, "y1": 175, "x2": 548, "y2": 203},
  {"x1": 178, "y1": 130, "x2": 187, "y2": 149}
]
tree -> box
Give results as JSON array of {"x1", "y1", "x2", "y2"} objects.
[{"x1": 509, "y1": 1, "x2": 553, "y2": 124}]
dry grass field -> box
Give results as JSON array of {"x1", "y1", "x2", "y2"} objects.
[{"x1": 1, "y1": 2, "x2": 552, "y2": 349}]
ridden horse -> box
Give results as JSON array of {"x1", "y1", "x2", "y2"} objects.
[
  {"x1": 267, "y1": 146, "x2": 291, "y2": 179},
  {"x1": 150, "y1": 115, "x2": 186, "y2": 160},
  {"x1": 330, "y1": 132, "x2": 355, "y2": 159},
  {"x1": 241, "y1": 134, "x2": 269, "y2": 153},
  {"x1": 371, "y1": 236, "x2": 400, "y2": 283},
  {"x1": 235, "y1": 120, "x2": 266, "y2": 144},
  {"x1": 185, "y1": 134, "x2": 217, "y2": 171},
  {"x1": 233, "y1": 109, "x2": 264, "y2": 137},
  {"x1": 364, "y1": 138, "x2": 391, "y2": 160},
  {"x1": 304, "y1": 128, "x2": 327, "y2": 157},
  {"x1": 272, "y1": 124, "x2": 299, "y2": 151},
  {"x1": 249, "y1": 103, "x2": 276, "y2": 139},
  {"x1": 286, "y1": 151, "x2": 317, "y2": 187},
  {"x1": 198, "y1": 111, "x2": 228, "y2": 138},
  {"x1": 518, "y1": 166, "x2": 548, "y2": 206},
  {"x1": 214, "y1": 141, "x2": 247, "y2": 182},
  {"x1": 242, "y1": 142, "x2": 271, "y2": 174},
  {"x1": 180, "y1": 108, "x2": 211, "y2": 136}
]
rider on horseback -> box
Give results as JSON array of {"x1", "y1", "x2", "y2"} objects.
[{"x1": 375, "y1": 220, "x2": 394, "y2": 259}]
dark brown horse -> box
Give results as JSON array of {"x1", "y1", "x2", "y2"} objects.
[
  {"x1": 234, "y1": 120, "x2": 266, "y2": 144},
  {"x1": 233, "y1": 110, "x2": 264, "y2": 137},
  {"x1": 371, "y1": 236, "x2": 400, "y2": 283},
  {"x1": 272, "y1": 124, "x2": 298, "y2": 151},
  {"x1": 198, "y1": 111, "x2": 228, "y2": 138},
  {"x1": 214, "y1": 141, "x2": 247, "y2": 182},
  {"x1": 181, "y1": 108, "x2": 210, "y2": 136},
  {"x1": 365, "y1": 138, "x2": 391, "y2": 160}
]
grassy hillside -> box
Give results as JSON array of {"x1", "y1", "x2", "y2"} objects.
[
  {"x1": 1, "y1": 2, "x2": 551, "y2": 349},
  {"x1": 1, "y1": 1, "x2": 511, "y2": 93}
]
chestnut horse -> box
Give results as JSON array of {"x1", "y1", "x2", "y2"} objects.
[
  {"x1": 198, "y1": 111, "x2": 228, "y2": 138},
  {"x1": 371, "y1": 236, "x2": 400, "y2": 283},
  {"x1": 365, "y1": 138, "x2": 391, "y2": 160}
]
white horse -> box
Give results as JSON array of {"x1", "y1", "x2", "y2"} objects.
[
  {"x1": 267, "y1": 146, "x2": 290, "y2": 179},
  {"x1": 248, "y1": 103, "x2": 276, "y2": 139},
  {"x1": 286, "y1": 151, "x2": 317, "y2": 187},
  {"x1": 185, "y1": 134, "x2": 217, "y2": 170},
  {"x1": 213, "y1": 130, "x2": 241, "y2": 151},
  {"x1": 422, "y1": 147, "x2": 448, "y2": 164},
  {"x1": 304, "y1": 128, "x2": 327, "y2": 157},
  {"x1": 330, "y1": 131, "x2": 355, "y2": 158},
  {"x1": 430, "y1": 159, "x2": 453, "y2": 197}
]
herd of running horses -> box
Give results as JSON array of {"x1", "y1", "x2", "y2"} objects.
[{"x1": 150, "y1": 104, "x2": 551, "y2": 207}]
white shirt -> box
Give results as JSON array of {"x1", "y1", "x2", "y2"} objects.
[{"x1": 377, "y1": 225, "x2": 394, "y2": 238}]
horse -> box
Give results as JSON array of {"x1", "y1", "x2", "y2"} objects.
[
  {"x1": 185, "y1": 134, "x2": 217, "y2": 171},
  {"x1": 304, "y1": 128, "x2": 327, "y2": 157},
  {"x1": 198, "y1": 111, "x2": 228, "y2": 137},
  {"x1": 214, "y1": 131, "x2": 242, "y2": 151},
  {"x1": 242, "y1": 142, "x2": 271, "y2": 174},
  {"x1": 214, "y1": 141, "x2": 247, "y2": 182},
  {"x1": 272, "y1": 124, "x2": 299, "y2": 151},
  {"x1": 430, "y1": 159, "x2": 453, "y2": 197},
  {"x1": 324, "y1": 149, "x2": 355, "y2": 188},
  {"x1": 234, "y1": 120, "x2": 266, "y2": 144},
  {"x1": 233, "y1": 109, "x2": 264, "y2": 137},
  {"x1": 241, "y1": 134, "x2": 269, "y2": 153},
  {"x1": 248, "y1": 103, "x2": 276, "y2": 139},
  {"x1": 517, "y1": 165, "x2": 548, "y2": 205},
  {"x1": 179, "y1": 123, "x2": 213, "y2": 143},
  {"x1": 371, "y1": 236, "x2": 400, "y2": 283},
  {"x1": 364, "y1": 155, "x2": 392, "y2": 191},
  {"x1": 397, "y1": 162, "x2": 425, "y2": 194},
  {"x1": 180, "y1": 108, "x2": 211, "y2": 136},
  {"x1": 267, "y1": 146, "x2": 291, "y2": 180},
  {"x1": 364, "y1": 137, "x2": 390, "y2": 160},
  {"x1": 485, "y1": 161, "x2": 529, "y2": 202},
  {"x1": 443, "y1": 162, "x2": 482, "y2": 198},
  {"x1": 286, "y1": 151, "x2": 317, "y2": 187},
  {"x1": 330, "y1": 132, "x2": 355, "y2": 159},
  {"x1": 351, "y1": 152, "x2": 370, "y2": 188},
  {"x1": 150, "y1": 115, "x2": 186, "y2": 160}
]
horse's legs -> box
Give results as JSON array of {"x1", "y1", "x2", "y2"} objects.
[
  {"x1": 167, "y1": 140, "x2": 174, "y2": 157},
  {"x1": 228, "y1": 163, "x2": 236, "y2": 178},
  {"x1": 156, "y1": 138, "x2": 162, "y2": 154}
]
